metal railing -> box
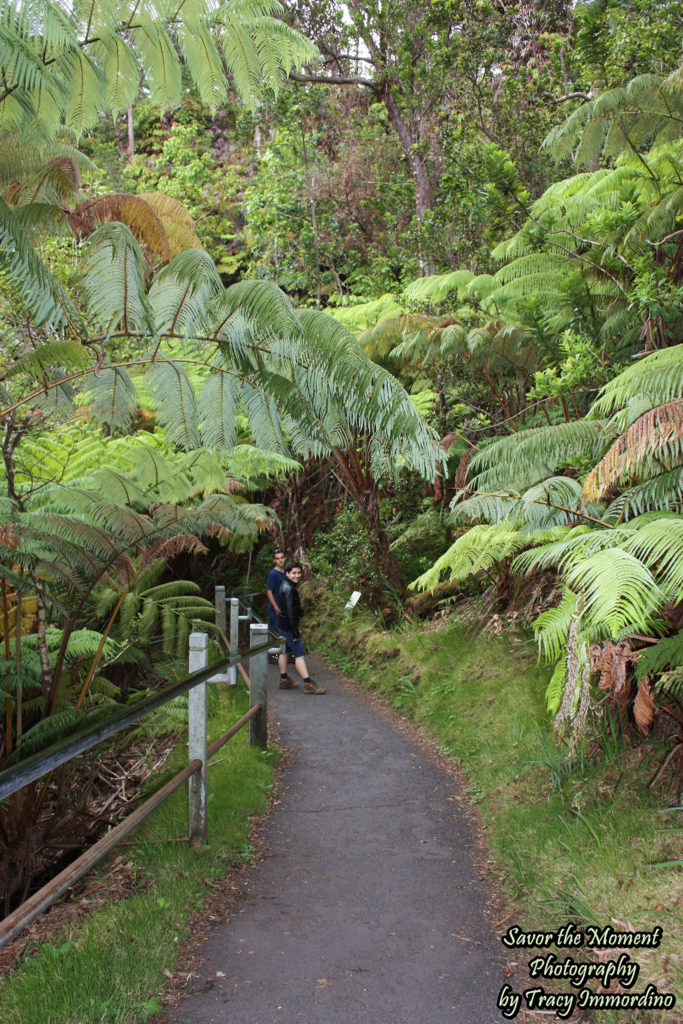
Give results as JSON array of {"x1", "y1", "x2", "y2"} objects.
[{"x1": 0, "y1": 588, "x2": 277, "y2": 950}]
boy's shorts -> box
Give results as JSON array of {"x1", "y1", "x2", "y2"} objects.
[{"x1": 279, "y1": 628, "x2": 305, "y2": 658}]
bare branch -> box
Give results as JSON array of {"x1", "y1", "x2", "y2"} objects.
[{"x1": 289, "y1": 70, "x2": 378, "y2": 90}]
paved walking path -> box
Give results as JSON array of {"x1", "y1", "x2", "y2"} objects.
[{"x1": 167, "y1": 657, "x2": 507, "y2": 1024}]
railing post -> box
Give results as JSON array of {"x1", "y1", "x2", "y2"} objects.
[
  {"x1": 215, "y1": 585, "x2": 226, "y2": 635},
  {"x1": 249, "y1": 622, "x2": 268, "y2": 749},
  {"x1": 208, "y1": 586, "x2": 230, "y2": 684},
  {"x1": 188, "y1": 632, "x2": 208, "y2": 845},
  {"x1": 229, "y1": 596, "x2": 239, "y2": 687}
]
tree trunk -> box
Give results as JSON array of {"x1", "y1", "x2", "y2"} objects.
[
  {"x1": 328, "y1": 447, "x2": 407, "y2": 604},
  {"x1": 382, "y1": 83, "x2": 435, "y2": 275},
  {"x1": 406, "y1": 577, "x2": 461, "y2": 617},
  {"x1": 127, "y1": 106, "x2": 135, "y2": 159}
]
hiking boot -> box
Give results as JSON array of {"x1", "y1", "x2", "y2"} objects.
[
  {"x1": 303, "y1": 681, "x2": 326, "y2": 695},
  {"x1": 279, "y1": 676, "x2": 299, "y2": 689}
]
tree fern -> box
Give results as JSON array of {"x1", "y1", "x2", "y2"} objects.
[
  {"x1": 545, "y1": 67, "x2": 683, "y2": 167},
  {"x1": 467, "y1": 420, "x2": 614, "y2": 492},
  {"x1": 84, "y1": 367, "x2": 138, "y2": 433},
  {"x1": 410, "y1": 523, "x2": 529, "y2": 592},
  {"x1": 623, "y1": 515, "x2": 683, "y2": 603},
  {"x1": 634, "y1": 631, "x2": 683, "y2": 683},
  {"x1": 546, "y1": 659, "x2": 567, "y2": 715},
  {"x1": 564, "y1": 548, "x2": 665, "y2": 637},
  {"x1": 329, "y1": 293, "x2": 404, "y2": 336},
  {"x1": 533, "y1": 588, "x2": 580, "y2": 665},
  {"x1": 147, "y1": 357, "x2": 202, "y2": 451},
  {"x1": 605, "y1": 466, "x2": 683, "y2": 520},
  {"x1": 591, "y1": 344, "x2": 683, "y2": 418},
  {"x1": 402, "y1": 269, "x2": 475, "y2": 305}
]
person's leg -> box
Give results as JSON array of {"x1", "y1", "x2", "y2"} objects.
[
  {"x1": 293, "y1": 655, "x2": 310, "y2": 680},
  {"x1": 291, "y1": 639, "x2": 325, "y2": 694},
  {"x1": 278, "y1": 632, "x2": 299, "y2": 688}
]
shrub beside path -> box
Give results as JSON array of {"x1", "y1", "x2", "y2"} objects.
[{"x1": 165, "y1": 656, "x2": 508, "y2": 1024}]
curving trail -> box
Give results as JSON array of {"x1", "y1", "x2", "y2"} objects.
[{"x1": 165, "y1": 657, "x2": 507, "y2": 1024}]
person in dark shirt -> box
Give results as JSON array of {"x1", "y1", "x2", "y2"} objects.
[
  {"x1": 277, "y1": 561, "x2": 326, "y2": 694},
  {"x1": 266, "y1": 547, "x2": 286, "y2": 636}
]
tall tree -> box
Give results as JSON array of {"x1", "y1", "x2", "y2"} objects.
[{"x1": 283, "y1": 0, "x2": 575, "y2": 272}]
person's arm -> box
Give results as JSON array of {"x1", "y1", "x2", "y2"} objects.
[
  {"x1": 266, "y1": 588, "x2": 279, "y2": 615},
  {"x1": 280, "y1": 584, "x2": 299, "y2": 637},
  {"x1": 292, "y1": 591, "x2": 302, "y2": 638}
]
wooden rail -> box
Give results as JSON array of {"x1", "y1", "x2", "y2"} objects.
[{"x1": 0, "y1": 596, "x2": 273, "y2": 950}]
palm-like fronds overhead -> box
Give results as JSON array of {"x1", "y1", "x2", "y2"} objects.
[
  {"x1": 0, "y1": 0, "x2": 318, "y2": 134},
  {"x1": 3, "y1": 230, "x2": 440, "y2": 479}
]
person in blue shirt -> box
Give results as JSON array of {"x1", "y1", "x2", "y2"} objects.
[{"x1": 266, "y1": 547, "x2": 286, "y2": 638}]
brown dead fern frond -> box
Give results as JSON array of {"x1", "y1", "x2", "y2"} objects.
[
  {"x1": 138, "y1": 192, "x2": 202, "y2": 256},
  {"x1": 634, "y1": 675, "x2": 655, "y2": 733},
  {"x1": 583, "y1": 399, "x2": 683, "y2": 502},
  {"x1": 67, "y1": 194, "x2": 171, "y2": 263}
]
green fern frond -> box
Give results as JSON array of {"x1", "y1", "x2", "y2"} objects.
[
  {"x1": 655, "y1": 666, "x2": 683, "y2": 702},
  {"x1": 606, "y1": 466, "x2": 683, "y2": 520},
  {"x1": 328, "y1": 294, "x2": 403, "y2": 335},
  {"x1": 565, "y1": 548, "x2": 665, "y2": 636},
  {"x1": 91, "y1": 32, "x2": 139, "y2": 116},
  {"x1": 591, "y1": 345, "x2": 683, "y2": 418},
  {"x1": 410, "y1": 523, "x2": 526, "y2": 592},
  {"x1": 402, "y1": 269, "x2": 475, "y2": 305},
  {"x1": 512, "y1": 525, "x2": 621, "y2": 575},
  {"x1": 149, "y1": 248, "x2": 222, "y2": 334},
  {"x1": 212, "y1": 279, "x2": 301, "y2": 342},
  {"x1": 546, "y1": 659, "x2": 567, "y2": 715},
  {"x1": 197, "y1": 372, "x2": 238, "y2": 452},
  {"x1": 81, "y1": 222, "x2": 153, "y2": 333},
  {"x1": 0, "y1": 196, "x2": 81, "y2": 328},
  {"x1": 147, "y1": 357, "x2": 201, "y2": 451},
  {"x1": 533, "y1": 589, "x2": 579, "y2": 664},
  {"x1": 179, "y1": 21, "x2": 227, "y2": 111},
  {"x1": 467, "y1": 421, "x2": 613, "y2": 491},
  {"x1": 624, "y1": 516, "x2": 683, "y2": 603},
  {"x1": 634, "y1": 631, "x2": 683, "y2": 682},
  {"x1": 84, "y1": 367, "x2": 137, "y2": 432},
  {"x1": 11, "y1": 708, "x2": 87, "y2": 759}
]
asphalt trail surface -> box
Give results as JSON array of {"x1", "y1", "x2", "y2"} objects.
[{"x1": 167, "y1": 657, "x2": 506, "y2": 1024}]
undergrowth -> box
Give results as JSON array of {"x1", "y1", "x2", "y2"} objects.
[
  {"x1": 0, "y1": 685, "x2": 278, "y2": 1024},
  {"x1": 306, "y1": 592, "x2": 683, "y2": 1024}
]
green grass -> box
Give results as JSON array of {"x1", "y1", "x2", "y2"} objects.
[
  {"x1": 0, "y1": 686, "x2": 278, "y2": 1024},
  {"x1": 307, "y1": 596, "x2": 683, "y2": 1024}
]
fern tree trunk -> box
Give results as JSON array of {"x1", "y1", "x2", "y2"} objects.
[{"x1": 328, "y1": 446, "x2": 407, "y2": 603}]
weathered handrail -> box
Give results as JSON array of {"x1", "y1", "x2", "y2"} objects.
[
  {"x1": 0, "y1": 602, "x2": 273, "y2": 950},
  {"x1": 0, "y1": 641, "x2": 269, "y2": 803}
]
